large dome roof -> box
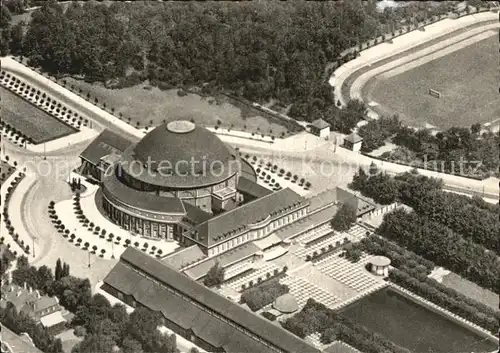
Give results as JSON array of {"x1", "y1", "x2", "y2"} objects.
[
  {"x1": 119, "y1": 121, "x2": 239, "y2": 188},
  {"x1": 134, "y1": 121, "x2": 233, "y2": 168}
]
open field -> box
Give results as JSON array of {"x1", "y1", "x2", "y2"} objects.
[
  {"x1": 0, "y1": 161, "x2": 15, "y2": 187},
  {"x1": 365, "y1": 34, "x2": 498, "y2": 129},
  {"x1": 64, "y1": 78, "x2": 295, "y2": 137},
  {"x1": 441, "y1": 272, "x2": 499, "y2": 310},
  {"x1": 1, "y1": 87, "x2": 77, "y2": 144}
]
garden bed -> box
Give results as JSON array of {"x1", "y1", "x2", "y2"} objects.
[{"x1": 1, "y1": 87, "x2": 77, "y2": 144}]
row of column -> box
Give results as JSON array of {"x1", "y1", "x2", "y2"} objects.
[{"x1": 103, "y1": 199, "x2": 174, "y2": 240}]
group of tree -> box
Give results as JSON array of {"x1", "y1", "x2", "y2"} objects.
[
  {"x1": 203, "y1": 262, "x2": 225, "y2": 288},
  {"x1": 11, "y1": 256, "x2": 92, "y2": 313},
  {"x1": 71, "y1": 295, "x2": 177, "y2": 353},
  {"x1": 357, "y1": 114, "x2": 401, "y2": 152},
  {"x1": 10, "y1": 0, "x2": 441, "y2": 134},
  {"x1": 282, "y1": 299, "x2": 411, "y2": 353},
  {"x1": 0, "y1": 303, "x2": 64, "y2": 353},
  {"x1": 378, "y1": 208, "x2": 499, "y2": 292},
  {"x1": 331, "y1": 202, "x2": 357, "y2": 231},
  {"x1": 0, "y1": 250, "x2": 13, "y2": 284},
  {"x1": 352, "y1": 235, "x2": 499, "y2": 333},
  {"x1": 358, "y1": 113, "x2": 499, "y2": 176},
  {"x1": 0, "y1": 3, "x2": 24, "y2": 56},
  {"x1": 350, "y1": 167, "x2": 500, "y2": 254},
  {"x1": 240, "y1": 279, "x2": 289, "y2": 312}
]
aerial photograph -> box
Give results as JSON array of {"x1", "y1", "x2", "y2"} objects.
[{"x1": 0, "y1": 0, "x2": 499, "y2": 352}]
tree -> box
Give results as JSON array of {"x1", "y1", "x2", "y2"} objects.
[
  {"x1": 71, "y1": 334, "x2": 116, "y2": 353},
  {"x1": 37, "y1": 265, "x2": 54, "y2": 293},
  {"x1": 203, "y1": 262, "x2": 225, "y2": 288},
  {"x1": 331, "y1": 203, "x2": 357, "y2": 232},
  {"x1": 0, "y1": 5, "x2": 12, "y2": 28},
  {"x1": 55, "y1": 258, "x2": 62, "y2": 281},
  {"x1": 122, "y1": 337, "x2": 143, "y2": 353},
  {"x1": 61, "y1": 263, "x2": 70, "y2": 278}
]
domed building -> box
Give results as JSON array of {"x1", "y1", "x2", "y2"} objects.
[
  {"x1": 78, "y1": 120, "x2": 313, "y2": 262},
  {"x1": 98, "y1": 120, "x2": 247, "y2": 240}
]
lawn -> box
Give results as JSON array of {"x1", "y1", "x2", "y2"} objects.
[
  {"x1": 365, "y1": 34, "x2": 499, "y2": 129},
  {"x1": 64, "y1": 77, "x2": 296, "y2": 138},
  {"x1": 1, "y1": 87, "x2": 77, "y2": 144},
  {"x1": 441, "y1": 272, "x2": 499, "y2": 310},
  {"x1": 0, "y1": 161, "x2": 15, "y2": 187}
]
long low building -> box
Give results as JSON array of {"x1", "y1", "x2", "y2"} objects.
[{"x1": 102, "y1": 248, "x2": 320, "y2": 353}]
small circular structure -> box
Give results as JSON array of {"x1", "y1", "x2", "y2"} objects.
[
  {"x1": 370, "y1": 256, "x2": 391, "y2": 277},
  {"x1": 273, "y1": 293, "x2": 298, "y2": 314},
  {"x1": 166, "y1": 120, "x2": 195, "y2": 134}
]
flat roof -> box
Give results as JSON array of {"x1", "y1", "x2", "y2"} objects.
[
  {"x1": 39, "y1": 311, "x2": 66, "y2": 328},
  {"x1": 104, "y1": 248, "x2": 319, "y2": 353},
  {"x1": 183, "y1": 243, "x2": 261, "y2": 280},
  {"x1": 80, "y1": 129, "x2": 132, "y2": 165},
  {"x1": 275, "y1": 204, "x2": 337, "y2": 241},
  {"x1": 161, "y1": 245, "x2": 206, "y2": 270},
  {"x1": 237, "y1": 177, "x2": 273, "y2": 199}
]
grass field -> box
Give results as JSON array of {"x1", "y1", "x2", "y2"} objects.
[
  {"x1": 1, "y1": 87, "x2": 78, "y2": 144},
  {"x1": 0, "y1": 161, "x2": 15, "y2": 187},
  {"x1": 441, "y1": 272, "x2": 499, "y2": 310},
  {"x1": 365, "y1": 34, "x2": 499, "y2": 129},
  {"x1": 64, "y1": 78, "x2": 294, "y2": 137}
]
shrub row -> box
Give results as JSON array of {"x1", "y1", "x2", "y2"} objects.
[
  {"x1": 378, "y1": 209, "x2": 499, "y2": 292},
  {"x1": 240, "y1": 266, "x2": 288, "y2": 292},
  {"x1": 2, "y1": 172, "x2": 29, "y2": 255}
]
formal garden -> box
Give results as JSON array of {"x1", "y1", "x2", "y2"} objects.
[
  {"x1": 0, "y1": 85, "x2": 78, "y2": 144},
  {"x1": 48, "y1": 194, "x2": 178, "y2": 261},
  {"x1": 245, "y1": 154, "x2": 312, "y2": 192}
]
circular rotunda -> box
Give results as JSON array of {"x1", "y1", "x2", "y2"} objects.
[{"x1": 100, "y1": 120, "x2": 249, "y2": 241}]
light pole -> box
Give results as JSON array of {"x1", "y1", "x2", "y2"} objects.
[
  {"x1": 32, "y1": 238, "x2": 35, "y2": 258},
  {"x1": 88, "y1": 250, "x2": 91, "y2": 268}
]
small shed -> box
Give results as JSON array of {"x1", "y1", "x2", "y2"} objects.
[
  {"x1": 370, "y1": 256, "x2": 391, "y2": 277},
  {"x1": 310, "y1": 119, "x2": 331, "y2": 139},
  {"x1": 343, "y1": 132, "x2": 363, "y2": 152}
]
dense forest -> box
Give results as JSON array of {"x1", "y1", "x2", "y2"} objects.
[{"x1": 1, "y1": 0, "x2": 456, "y2": 128}]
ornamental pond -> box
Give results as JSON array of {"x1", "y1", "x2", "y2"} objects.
[{"x1": 340, "y1": 287, "x2": 497, "y2": 353}]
